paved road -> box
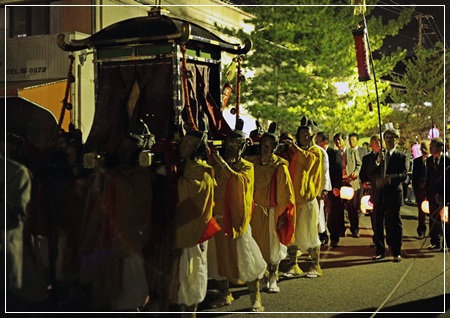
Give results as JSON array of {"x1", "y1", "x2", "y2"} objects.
[
  {"x1": 199, "y1": 203, "x2": 449, "y2": 317},
  {"x1": 8, "y1": 203, "x2": 448, "y2": 316}
]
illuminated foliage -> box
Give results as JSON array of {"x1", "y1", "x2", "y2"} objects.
[{"x1": 219, "y1": 0, "x2": 414, "y2": 137}]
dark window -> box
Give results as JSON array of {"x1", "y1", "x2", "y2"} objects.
[
  {"x1": 10, "y1": 7, "x2": 28, "y2": 37},
  {"x1": 9, "y1": 4, "x2": 50, "y2": 38}
]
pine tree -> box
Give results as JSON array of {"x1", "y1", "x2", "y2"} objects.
[{"x1": 390, "y1": 43, "x2": 446, "y2": 138}]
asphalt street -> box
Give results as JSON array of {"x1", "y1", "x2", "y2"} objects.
[
  {"x1": 7, "y1": 202, "x2": 448, "y2": 317},
  {"x1": 198, "y1": 203, "x2": 449, "y2": 317}
]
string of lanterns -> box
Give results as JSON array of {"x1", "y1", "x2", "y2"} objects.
[{"x1": 340, "y1": 190, "x2": 447, "y2": 222}]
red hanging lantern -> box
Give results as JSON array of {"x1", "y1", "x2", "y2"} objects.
[{"x1": 352, "y1": 26, "x2": 371, "y2": 82}]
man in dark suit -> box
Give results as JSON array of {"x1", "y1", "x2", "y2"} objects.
[
  {"x1": 435, "y1": 165, "x2": 450, "y2": 250},
  {"x1": 368, "y1": 129, "x2": 407, "y2": 262},
  {"x1": 319, "y1": 133, "x2": 344, "y2": 248},
  {"x1": 411, "y1": 140, "x2": 430, "y2": 239},
  {"x1": 315, "y1": 132, "x2": 334, "y2": 245},
  {"x1": 359, "y1": 134, "x2": 382, "y2": 246},
  {"x1": 425, "y1": 138, "x2": 450, "y2": 250}
]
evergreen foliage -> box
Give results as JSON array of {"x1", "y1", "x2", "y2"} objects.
[
  {"x1": 218, "y1": 1, "x2": 415, "y2": 137},
  {"x1": 390, "y1": 43, "x2": 446, "y2": 138}
]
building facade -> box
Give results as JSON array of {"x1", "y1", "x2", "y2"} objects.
[{"x1": 2, "y1": 0, "x2": 253, "y2": 142}]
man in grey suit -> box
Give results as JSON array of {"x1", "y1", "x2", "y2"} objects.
[
  {"x1": 349, "y1": 133, "x2": 368, "y2": 161},
  {"x1": 334, "y1": 133, "x2": 362, "y2": 238},
  {"x1": 349, "y1": 133, "x2": 367, "y2": 222}
]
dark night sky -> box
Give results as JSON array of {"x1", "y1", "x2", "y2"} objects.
[
  {"x1": 371, "y1": 0, "x2": 446, "y2": 54},
  {"x1": 230, "y1": 0, "x2": 446, "y2": 53}
]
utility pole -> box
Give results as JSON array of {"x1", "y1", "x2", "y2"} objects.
[
  {"x1": 416, "y1": 14, "x2": 434, "y2": 48},
  {"x1": 417, "y1": 14, "x2": 423, "y2": 47}
]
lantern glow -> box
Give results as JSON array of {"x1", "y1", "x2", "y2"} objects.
[
  {"x1": 340, "y1": 186, "x2": 355, "y2": 200},
  {"x1": 421, "y1": 200, "x2": 430, "y2": 214},
  {"x1": 360, "y1": 195, "x2": 373, "y2": 214},
  {"x1": 440, "y1": 206, "x2": 448, "y2": 223}
]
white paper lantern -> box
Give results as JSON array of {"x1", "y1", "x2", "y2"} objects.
[
  {"x1": 360, "y1": 195, "x2": 373, "y2": 214},
  {"x1": 340, "y1": 186, "x2": 355, "y2": 200},
  {"x1": 440, "y1": 206, "x2": 448, "y2": 223},
  {"x1": 421, "y1": 200, "x2": 430, "y2": 214}
]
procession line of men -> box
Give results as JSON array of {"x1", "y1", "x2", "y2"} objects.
[{"x1": 5, "y1": 120, "x2": 448, "y2": 315}]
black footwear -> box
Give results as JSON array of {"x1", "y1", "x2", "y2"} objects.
[
  {"x1": 417, "y1": 234, "x2": 424, "y2": 240},
  {"x1": 320, "y1": 238, "x2": 329, "y2": 246},
  {"x1": 352, "y1": 232, "x2": 360, "y2": 238},
  {"x1": 393, "y1": 255, "x2": 402, "y2": 262},
  {"x1": 319, "y1": 232, "x2": 329, "y2": 245},
  {"x1": 330, "y1": 241, "x2": 338, "y2": 249},
  {"x1": 372, "y1": 254, "x2": 385, "y2": 261},
  {"x1": 428, "y1": 244, "x2": 439, "y2": 250}
]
